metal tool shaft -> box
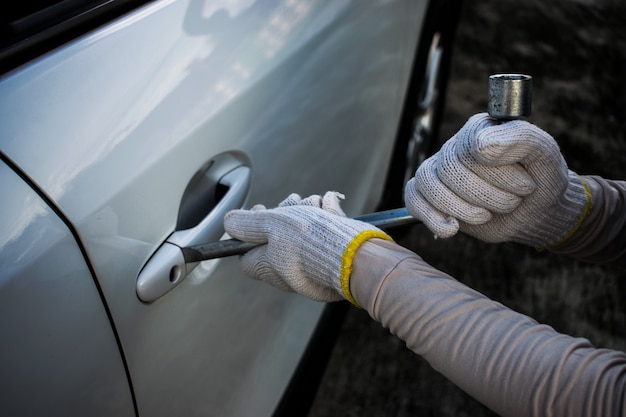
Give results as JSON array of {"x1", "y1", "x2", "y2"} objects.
[
  {"x1": 182, "y1": 73, "x2": 533, "y2": 263},
  {"x1": 182, "y1": 208, "x2": 417, "y2": 262}
]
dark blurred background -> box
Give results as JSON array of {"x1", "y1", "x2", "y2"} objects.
[{"x1": 308, "y1": 0, "x2": 626, "y2": 415}]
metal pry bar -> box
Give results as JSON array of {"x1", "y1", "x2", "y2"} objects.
[{"x1": 181, "y1": 208, "x2": 417, "y2": 262}]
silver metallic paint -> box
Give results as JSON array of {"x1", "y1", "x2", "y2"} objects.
[
  {"x1": 0, "y1": 0, "x2": 428, "y2": 415},
  {"x1": 0, "y1": 161, "x2": 134, "y2": 416}
]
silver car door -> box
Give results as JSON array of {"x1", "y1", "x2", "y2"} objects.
[
  {"x1": 0, "y1": 157, "x2": 135, "y2": 417},
  {"x1": 0, "y1": 0, "x2": 425, "y2": 415}
]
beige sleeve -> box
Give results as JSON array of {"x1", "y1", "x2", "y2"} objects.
[
  {"x1": 350, "y1": 239, "x2": 626, "y2": 417},
  {"x1": 551, "y1": 175, "x2": 626, "y2": 266}
]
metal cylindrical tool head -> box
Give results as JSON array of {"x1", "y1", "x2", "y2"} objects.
[{"x1": 488, "y1": 74, "x2": 532, "y2": 120}]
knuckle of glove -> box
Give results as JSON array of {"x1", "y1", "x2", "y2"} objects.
[
  {"x1": 296, "y1": 194, "x2": 325, "y2": 208},
  {"x1": 440, "y1": 124, "x2": 537, "y2": 204},
  {"x1": 405, "y1": 177, "x2": 461, "y2": 239},
  {"x1": 278, "y1": 191, "x2": 347, "y2": 217},
  {"x1": 321, "y1": 191, "x2": 347, "y2": 217},
  {"x1": 454, "y1": 113, "x2": 496, "y2": 148},
  {"x1": 473, "y1": 120, "x2": 560, "y2": 167},
  {"x1": 278, "y1": 193, "x2": 304, "y2": 207}
]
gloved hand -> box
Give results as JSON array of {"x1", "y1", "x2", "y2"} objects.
[
  {"x1": 404, "y1": 113, "x2": 591, "y2": 248},
  {"x1": 223, "y1": 191, "x2": 392, "y2": 304}
]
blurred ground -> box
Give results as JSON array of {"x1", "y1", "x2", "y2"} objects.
[{"x1": 308, "y1": 1, "x2": 626, "y2": 416}]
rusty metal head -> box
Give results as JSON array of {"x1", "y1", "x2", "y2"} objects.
[{"x1": 488, "y1": 74, "x2": 532, "y2": 120}]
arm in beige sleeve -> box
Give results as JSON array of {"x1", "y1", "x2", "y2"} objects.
[
  {"x1": 351, "y1": 239, "x2": 626, "y2": 417},
  {"x1": 551, "y1": 175, "x2": 626, "y2": 266}
]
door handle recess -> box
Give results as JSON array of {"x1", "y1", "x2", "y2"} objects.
[{"x1": 136, "y1": 165, "x2": 250, "y2": 303}]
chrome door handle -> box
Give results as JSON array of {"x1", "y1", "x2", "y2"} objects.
[
  {"x1": 168, "y1": 166, "x2": 250, "y2": 249},
  {"x1": 136, "y1": 165, "x2": 251, "y2": 303}
]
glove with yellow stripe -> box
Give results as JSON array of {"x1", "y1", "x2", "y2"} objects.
[
  {"x1": 404, "y1": 113, "x2": 591, "y2": 248},
  {"x1": 223, "y1": 191, "x2": 392, "y2": 304}
]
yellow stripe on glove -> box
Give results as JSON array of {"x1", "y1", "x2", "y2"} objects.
[{"x1": 341, "y1": 230, "x2": 393, "y2": 306}]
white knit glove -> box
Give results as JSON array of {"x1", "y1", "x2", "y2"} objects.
[
  {"x1": 404, "y1": 113, "x2": 591, "y2": 248},
  {"x1": 223, "y1": 191, "x2": 392, "y2": 304}
]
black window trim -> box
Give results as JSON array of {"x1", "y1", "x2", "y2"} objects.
[{"x1": 1, "y1": 0, "x2": 154, "y2": 75}]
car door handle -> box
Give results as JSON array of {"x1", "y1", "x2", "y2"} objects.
[
  {"x1": 136, "y1": 165, "x2": 251, "y2": 303},
  {"x1": 168, "y1": 166, "x2": 251, "y2": 249}
]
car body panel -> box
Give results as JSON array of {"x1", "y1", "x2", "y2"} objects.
[
  {"x1": 0, "y1": 160, "x2": 135, "y2": 416},
  {"x1": 0, "y1": 0, "x2": 428, "y2": 415}
]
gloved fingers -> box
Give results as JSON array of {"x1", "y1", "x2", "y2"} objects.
[
  {"x1": 404, "y1": 177, "x2": 460, "y2": 238},
  {"x1": 453, "y1": 112, "x2": 497, "y2": 144},
  {"x1": 438, "y1": 141, "x2": 531, "y2": 213},
  {"x1": 467, "y1": 163, "x2": 536, "y2": 197},
  {"x1": 450, "y1": 117, "x2": 538, "y2": 196},
  {"x1": 298, "y1": 194, "x2": 324, "y2": 207},
  {"x1": 277, "y1": 191, "x2": 346, "y2": 216},
  {"x1": 279, "y1": 193, "x2": 334, "y2": 208},
  {"x1": 473, "y1": 121, "x2": 572, "y2": 194},
  {"x1": 223, "y1": 209, "x2": 270, "y2": 244},
  {"x1": 278, "y1": 193, "x2": 305, "y2": 207},
  {"x1": 472, "y1": 119, "x2": 562, "y2": 167},
  {"x1": 451, "y1": 134, "x2": 538, "y2": 199},
  {"x1": 411, "y1": 155, "x2": 492, "y2": 225},
  {"x1": 320, "y1": 191, "x2": 347, "y2": 217}
]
